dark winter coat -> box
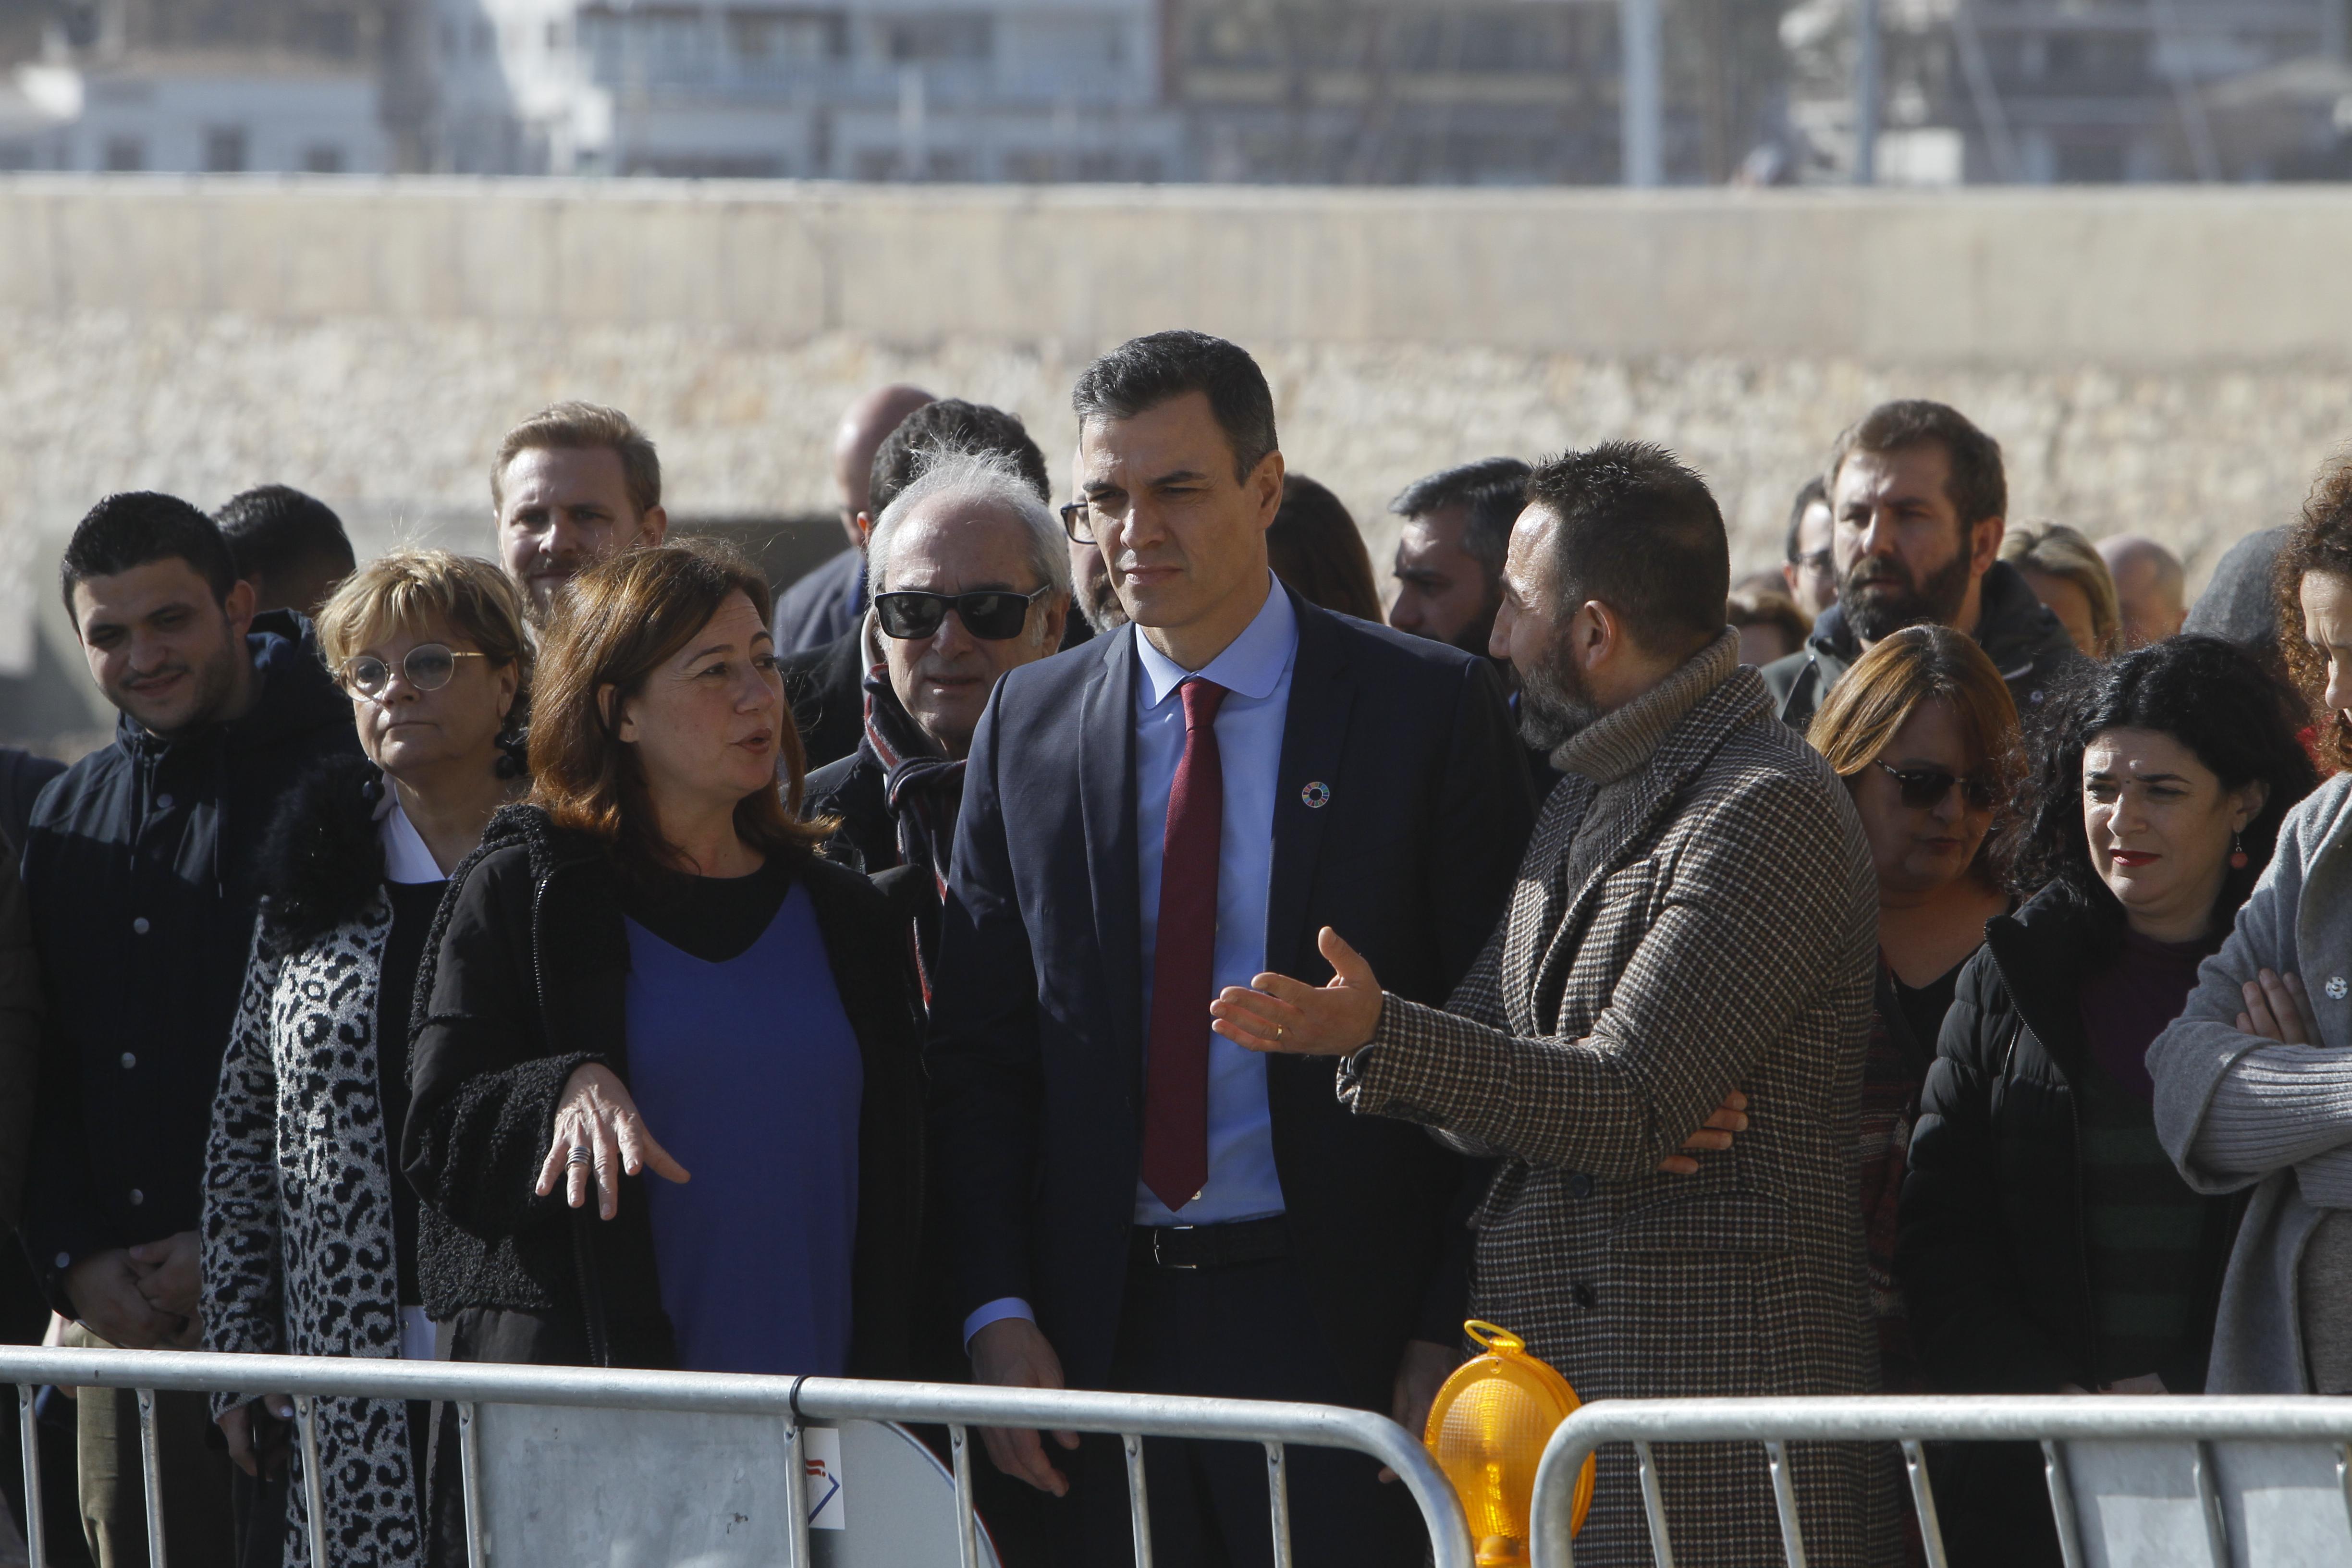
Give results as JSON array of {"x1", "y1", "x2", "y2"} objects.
[
  {"x1": 1899, "y1": 887, "x2": 2241, "y2": 1567},
  {"x1": 781, "y1": 627, "x2": 865, "y2": 773},
  {"x1": 399, "y1": 803, "x2": 926, "y2": 1376},
  {"x1": 1762, "y1": 560, "x2": 2082, "y2": 733},
  {"x1": 20, "y1": 611, "x2": 359, "y2": 1297}
]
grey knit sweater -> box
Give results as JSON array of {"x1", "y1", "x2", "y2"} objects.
[{"x1": 2151, "y1": 769, "x2": 2352, "y2": 1393}]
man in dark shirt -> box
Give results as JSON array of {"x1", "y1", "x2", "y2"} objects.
[
  {"x1": 773, "y1": 382, "x2": 938, "y2": 653},
  {"x1": 214, "y1": 483, "x2": 357, "y2": 622},
  {"x1": 20, "y1": 492, "x2": 357, "y2": 1567},
  {"x1": 784, "y1": 399, "x2": 1056, "y2": 769}
]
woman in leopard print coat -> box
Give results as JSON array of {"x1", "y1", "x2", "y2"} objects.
[{"x1": 203, "y1": 551, "x2": 527, "y2": 1568}]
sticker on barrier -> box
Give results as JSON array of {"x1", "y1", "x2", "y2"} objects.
[{"x1": 473, "y1": 1407, "x2": 1000, "y2": 1567}]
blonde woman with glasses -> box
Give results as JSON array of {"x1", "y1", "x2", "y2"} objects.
[{"x1": 202, "y1": 550, "x2": 528, "y2": 1568}]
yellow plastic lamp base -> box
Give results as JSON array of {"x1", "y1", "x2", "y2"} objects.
[{"x1": 1422, "y1": 1321, "x2": 1596, "y2": 1561}]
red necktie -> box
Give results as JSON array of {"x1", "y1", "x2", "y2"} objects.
[{"x1": 1140, "y1": 677, "x2": 1228, "y2": 1213}]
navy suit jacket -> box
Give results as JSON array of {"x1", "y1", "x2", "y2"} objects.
[{"x1": 928, "y1": 588, "x2": 1536, "y2": 1407}]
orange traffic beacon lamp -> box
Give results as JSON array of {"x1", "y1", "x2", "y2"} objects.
[{"x1": 1422, "y1": 1321, "x2": 1596, "y2": 1566}]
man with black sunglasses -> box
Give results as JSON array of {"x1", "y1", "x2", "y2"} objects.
[
  {"x1": 803, "y1": 450, "x2": 1071, "y2": 992},
  {"x1": 927, "y1": 331, "x2": 1535, "y2": 1568}
]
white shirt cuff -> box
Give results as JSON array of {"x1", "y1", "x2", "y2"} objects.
[{"x1": 962, "y1": 1297, "x2": 1035, "y2": 1350}]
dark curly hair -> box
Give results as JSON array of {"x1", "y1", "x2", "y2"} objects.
[
  {"x1": 2276, "y1": 456, "x2": 2352, "y2": 772},
  {"x1": 2007, "y1": 635, "x2": 2317, "y2": 948}
]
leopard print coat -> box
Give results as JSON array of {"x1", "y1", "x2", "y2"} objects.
[{"x1": 203, "y1": 759, "x2": 423, "y2": 1568}]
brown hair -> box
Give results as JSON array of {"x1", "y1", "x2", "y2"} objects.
[
  {"x1": 2277, "y1": 456, "x2": 2352, "y2": 771},
  {"x1": 316, "y1": 549, "x2": 529, "y2": 681},
  {"x1": 1807, "y1": 624, "x2": 2025, "y2": 878},
  {"x1": 1726, "y1": 588, "x2": 1811, "y2": 649},
  {"x1": 1268, "y1": 474, "x2": 1383, "y2": 621},
  {"x1": 527, "y1": 542, "x2": 824, "y2": 878},
  {"x1": 2002, "y1": 522, "x2": 2120, "y2": 656},
  {"x1": 1826, "y1": 399, "x2": 2006, "y2": 534},
  {"x1": 492, "y1": 402, "x2": 662, "y2": 519}
]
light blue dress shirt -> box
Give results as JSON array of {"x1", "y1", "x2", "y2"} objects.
[
  {"x1": 1128, "y1": 575, "x2": 1296, "y2": 1226},
  {"x1": 962, "y1": 575, "x2": 1299, "y2": 1348}
]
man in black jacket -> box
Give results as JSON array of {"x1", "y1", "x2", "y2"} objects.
[
  {"x1": 20, "y1": 492, "x2": 358, "y2": 1567},
  {"x1": 929, "y1": 332, "x2": 1535, "y2": 1567},
  {"x1": 803, "y1": 449, "x2": 1072, "y2": 992},
  {"x1": 1764, "y1": 400, "x2": 2080, "y2": 731},
  {"x1": 785, "y1": 399, "x2": 1060, "y2": 770}
]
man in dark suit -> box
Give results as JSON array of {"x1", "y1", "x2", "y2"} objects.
[{"x1": 926, "y1": 331, "x2": 1536, "y2": 1568}]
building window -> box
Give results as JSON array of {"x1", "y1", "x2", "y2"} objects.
[
  {"x1": 547, "y1": 18, "x2": 564, "y2": 48},
  {"x1": 102, "y1": 135, "x2": 144, "y2": 172},
  {"x1": 303, "y1": 144, "x2": 346, "y2": 173},
  {"x1": 204, "y1": 125, "x2": 247, "y2": 173},
  {"x1": 882, "y1": 14, "x2": 991, "y2": 62}
]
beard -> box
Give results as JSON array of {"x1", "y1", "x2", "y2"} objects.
[
  {"x1": 1447, "y1": 601, "x2": 1501, "y2": 662},
  {"x1": 1839, "y1": 546, "x2": 1972, "y2": 642},
  {"x1": 1517, "y1": 633, "x2": 1602, "y2": 755},
  {"x1": 1082, "y1": 575, "x2": 1128, "y2": 631}
]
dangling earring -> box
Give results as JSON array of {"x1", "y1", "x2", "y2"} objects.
[{"x1": 2230, "y1": 830, "x2": 2249, "y2": 870}]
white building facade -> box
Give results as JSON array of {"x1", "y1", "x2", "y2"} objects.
[
  {"x1": 432, "y1": 0, "x2": 1180, "y2": 178},
  {"x1": 6, "y1": 55, "x2": 390, "y2": 174}
]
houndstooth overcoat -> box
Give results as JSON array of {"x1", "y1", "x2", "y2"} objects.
[{"x1": 1340, "y1": 631, "x2": 1899, "y2": 1567}]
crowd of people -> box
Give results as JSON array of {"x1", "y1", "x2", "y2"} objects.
[{"x1": 0, "y1": 327, "x2": 2349, "y2": 1568}]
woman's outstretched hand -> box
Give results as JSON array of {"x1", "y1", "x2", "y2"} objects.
[{"x1": 537, "y1": 1063, "x2": 690, "y2": 1220}]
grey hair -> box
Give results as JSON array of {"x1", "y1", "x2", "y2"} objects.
[{"x1": 868, "y1": 448, "x2": 1072, "y2": 600}]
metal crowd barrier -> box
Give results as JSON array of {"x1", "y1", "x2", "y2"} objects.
[
  {"x1": 1528, "y1": 1394, "x2": 2352, "y2": 1568},
  {"x1": 0, "y1": 1345, "x2": 1473, "y2": 1568}
]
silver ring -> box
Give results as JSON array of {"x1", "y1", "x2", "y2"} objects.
[{"x1": 566, "y1": 1146, "x2": 591, "y2": 1166}]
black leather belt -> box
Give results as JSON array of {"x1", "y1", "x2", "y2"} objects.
[{"x1": 1130, "y1": 1215, "x2": 1289, "y2": 1271}]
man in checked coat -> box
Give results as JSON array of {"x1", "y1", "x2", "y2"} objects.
[{"x1": 1215, "y1": 441, "x2": 1899, "y2": 1567}]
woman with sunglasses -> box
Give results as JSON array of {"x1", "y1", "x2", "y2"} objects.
[
  {"x1": 804, "y1": 451, "x2": 1071, "y2": 992},
  {"x1": 203, "y1": 550, "x2": 528, "y2": 1568},
  {"x1": 1897, "y1": 635, "x2": 2315, "y2": 1567},
  {"x1": 1806, "y1": 625, "x2": 2022, "y2": 1406}
]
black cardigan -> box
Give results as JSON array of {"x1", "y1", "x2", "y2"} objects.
[
  {"x1": 399, "y1": 803, "x2": 926, "y2": 1378},
  {"x1": 1898, "y1": 886, "x2": 2242, "y2": 1568}
]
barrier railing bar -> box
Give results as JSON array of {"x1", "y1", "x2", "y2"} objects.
[
  {"x1": 1124, "y1": 1432, "x2": 1154, "y2": 1568},
  {"x1": 950, "y1": 1423, "x2": 979, "y2": 1568},
  {"x1": 1764, "y1": 1440, "x2": 1807, "y2": 1568},
  {"x1": 1265, "y1": 1440, "x2": 1292, "y2": 1568},
  {"x1": 2192, "y1": 1441, "x2": 2227, "y2": 1568},
  {"x1": 1899, "y1": 1438, "x2": 1947, "y2": 1568},
  {"x1": 2041, "y1": 1439, "x2": 2083, "y2": 1568},
  {"x1": 293, "y1": 1394, "x2": 328, "y2": 1568},
  {"x1": 17, "y1": 1385, "x2": 42, "y2": 1568},
  {"x1": 456, "y1": 1401, "x2": 485, "y2": 1568},
  {"x1": 783, "y1": 1420, "x2": 811, "y2": 1568},
  {"x1": 136, "y1": 1388, "x2": 166, "y2": 1568},
  {"x1": 1530, "y1": 1396, "x2": 2352, "y2": 1568},
  {"x1": 0, "y1": 1347, "x2": 1472, "y2": 1568},
  {"x1": 1634, "y1": 1439, "x2": 1675, "y2": 1568}
]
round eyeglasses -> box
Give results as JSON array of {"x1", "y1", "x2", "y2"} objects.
[{"x1": 342, "y1": 643, "x2": 488, "y2": 700}]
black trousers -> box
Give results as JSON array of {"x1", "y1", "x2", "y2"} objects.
[{"x1": 1042, "y1": 1253, "x2": 1425, "y2": 1568}]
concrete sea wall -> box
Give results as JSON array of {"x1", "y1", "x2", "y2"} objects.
[{"x1": 6, "y1": 175, "x2": 2352, "y2": 730}]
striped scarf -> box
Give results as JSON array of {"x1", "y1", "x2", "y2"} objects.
[{"x1": 858, "y1": 660, "x2": 964, "y2": 1000}]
